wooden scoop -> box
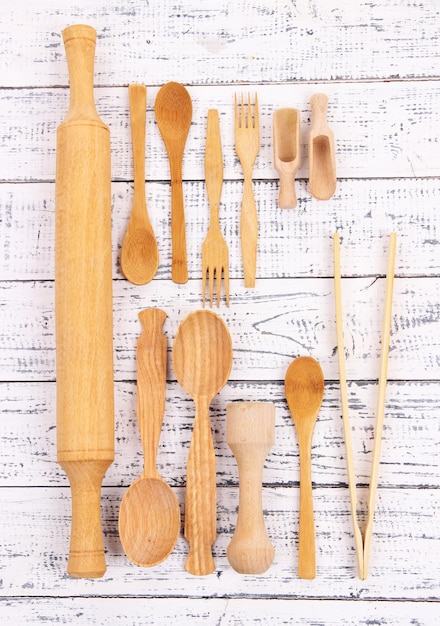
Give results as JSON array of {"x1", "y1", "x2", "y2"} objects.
[
  {"x1": 121, "y1": 84, "x2": 159, "y2": 285},
  {"x1": 308, "y1": 94, "x2": 336, "y2": 200},
  {"x1": 118, "y1": 308, "x2": 180, "y2": 567},
  {"x1": 285, "y1": 356, "x2": 324, "y2": 579},
  {"x1": 273, "y1": 108, "x2": 301, "y2": 208},
  {"x1": 172, "y1": 310, "x2": 233, "y2": 575},
  {"x1": 226, "y1": 402, "x2": 275, "y2": 574},
  {"x1": 155, "y1": 82, "x2": 192, "y2": 284}
]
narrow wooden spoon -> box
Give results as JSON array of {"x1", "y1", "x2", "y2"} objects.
[
  {"x1": 155, "y1": 82, "x2": 192, "y2": 284},
  {"x1": 273, "y1": 108, "x2": 301, "y2": 208},
  {"x1": 121, "y1": 84, "x2": 159, "y2": 285},
  {"x1": 119, "y1": 308, "x2": 180, "y2": 567},
  {"x1": 308, "y1": 93, "x2": 336, "y2": 200},
  {"x1": 285, "y1": 356, "x2": 324, "y2": 579},
  {"x1": 172, "y1": 310, "x2": 233, "y2": 575}
]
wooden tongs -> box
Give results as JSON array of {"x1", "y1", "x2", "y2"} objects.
[{"x1": 334, "y1": 231, "x2": 397, "y2": 579}]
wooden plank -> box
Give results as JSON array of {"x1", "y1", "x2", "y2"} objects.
[
  {"x1": 0, "y1": 277, "x2": 438, "y2": 382},
  {"x1": 2, "y1": 81, "x2": 440, "y2": 182},
  {"x1": 0, "y1": 380, "x2": 438, "y2": 489},
  {"x1": 0, "y1": 486, "x2": 437, "y2": 600},
  {"x1": 2, "y1": 178, "x2": 440, "y2": 282},
  {"x1": 1, "y1": 1, "x2": 439, "y2": 87},
  {"x1": 0, "y1": 597, "x2": 437, "y2": 625}
]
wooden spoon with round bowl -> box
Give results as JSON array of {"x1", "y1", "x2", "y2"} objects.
[
  {"x1": 119, "y1": 308, "x2": 180, "y2": 567},
  {"x1": 285, "y1": 356, "x2": 324, "y2": 579},
  {"x1": 172, "y1": 310, "x2": 233, "y2": 575},
  {"x1": 121, "y1": 84, "x2": 159, "y2": 285},
  {"x1": 155, "y1": 82, "x2": 192, "y2": 284}
]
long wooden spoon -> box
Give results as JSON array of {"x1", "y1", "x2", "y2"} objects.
[
  {"x1": 273, "y1": 108, "x2": 301, "y2": 208},
  {"x1": 172, "y1": 310, "x2": 233, "y2": 575},
  {"x1": 285, "y1": 356, "x2": 324, "y2": 579},
  {"x1": 119, "y1": 308, "x2": 180, "y2": 567},
  {"x1": 308, "y1": 93, "x2": 336, "y2": 200},
  {"x1": 121, "y1": 84, "x2": 159, "y2": 285},
  {"x1": 155, "y1": 82, "x2": 192, "y2": 284}
]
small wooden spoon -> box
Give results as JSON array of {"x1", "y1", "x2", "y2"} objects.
[
  {"x1": 273, "y1": 108, "x2": 301, "y2": 208},
  {"x1": 155, "y1": 82, "x2": 192, "y2": 284},
  {"x1": 121, "y1": 84, "x2": 159, "y2": 285},
  {"x1": 172, "y1": 310, "x2": 233, "y2": 575},
  {"x1": 285, "y1": 356, "x2": 324, "y2": 579},
  {"x1": 119, "y1": 308, "x2": 180, "y2": 567},
  {"x1": 308, "y1": 93, "x2": 336, "y2": 200}
]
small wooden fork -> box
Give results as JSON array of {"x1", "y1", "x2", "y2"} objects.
[
  {"x1": 202, "y1": 109, "x2": 230, "y2": 307},
  {"x1": 234, "y1": 92, "x2": 260, "y2": 288}
]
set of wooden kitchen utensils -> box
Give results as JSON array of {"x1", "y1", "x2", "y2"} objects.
[{"x1": 55, "y1": 24, "x2": 396, "y2": 581}]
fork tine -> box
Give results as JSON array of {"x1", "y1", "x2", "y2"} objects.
[
  {"x1": 234, "y1": 93, "x2": 239, "y2": 128},
  {"x1": 254, "y1": 92, "x2": 259, "y2": 129},
  {"x1": 223, "y1": 265, "x2": 230, "y2": 307},
  {"x1": 247, "y1": 92, "x2": 253, "y2": 129},
  {"x1": 202, "y1": 266, "x2": 207, "y2": 308},
  {"x1": 209, "y1": 267, "x2": 215, "y2": 308},
  {"x1": 217, "y1": 268, "x2": 223, "y2": 308}
]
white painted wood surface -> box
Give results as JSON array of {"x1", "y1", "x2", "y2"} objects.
[{"x1": 0, "y1": 0, "x2": 439, "y2": 623}]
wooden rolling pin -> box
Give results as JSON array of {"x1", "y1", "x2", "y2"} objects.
[
  {"x1": 226, "y1": 402, "x2": 275, "y2": 574},
  {"x1": 55, "y1": 24, "x2": 114, "y2": 578}
]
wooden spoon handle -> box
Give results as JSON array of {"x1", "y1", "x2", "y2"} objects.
[
  {"x1": 129, "y1": 84, "x2": 147, "y2": 213},
  {"x1": 205, "y1": 109, "x2": 223, "y2": 223},
  {"x1": 170, "y1": 158, "x2": 188, "y2": 284},
  {"x1": 137, "y1": 308, "x2": 167, "y2": 479},
  {"x1": 298, "y1": 444, "x2": 316, "y2": 579},
  {"x1": 184, "y1": 397, "x2": 216, "y2": 575}
]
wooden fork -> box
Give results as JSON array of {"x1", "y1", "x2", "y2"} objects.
[
  {"x1": 234, "y1": 93, "x2": 260, "y2": 288},
  {"x1": 202, "y1": 109, "x2": 230, "y2": 307}
]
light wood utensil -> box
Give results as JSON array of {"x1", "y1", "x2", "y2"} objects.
[
  {"x1": 234, "y1": 93, "x2": 260, "y2": 288},
  {"x1": 334, "y1": 231, "x2": 397, "y2": 579},
  {"x1": 55, "y1": 24, "x2": 114, "y2": 578},
  {"x1": 308, "y1": 93, "x2": 336, "y2": 200},
  {"x1": 202, "y1": 109, "x2": 230, "y2": 308},
  {"x1": 273, "y1": 108, "x2": 301, "y2": 208},
  {"x1": 285, "y1": 356, "x2": 324, "y2": 579},
  {"x1": 155, "y1": 82, "x2": 192, "y2": 284},
  {"x1": 119, "y1": 308, "x2": 180, "y2": 567},
  {"x1": 172, "y1": 310, "x2": 233, "y2": 575},
  {"x1": 121, "y1": 84, "x2": 159, "y2": 285},
  {"x1": 226, "y1": 402, "x2": 275, "y2": 574}
]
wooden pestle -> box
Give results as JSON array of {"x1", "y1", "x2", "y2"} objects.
[
  {"x1": 55, "y1": 24, "x2": 114, "y2": 578},
  {"x1": 226, "y1": 402, "x2": 275, "y2": 574}
]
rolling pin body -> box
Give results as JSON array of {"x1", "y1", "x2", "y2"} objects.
[{"x1": 55, "y1": 24, "x2": 114, "y2": 578}]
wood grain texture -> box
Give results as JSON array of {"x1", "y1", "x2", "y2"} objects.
[
  {"x1": 1, "y1": 0, "x2": 440, "y2": 621},
  {"x1": 3, "y1": 82, "x2": 440, "y2": 183}
]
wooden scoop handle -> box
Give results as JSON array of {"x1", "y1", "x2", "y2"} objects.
[
  {"x1": 226, "y1": 402, "x2": 275, "y2": 574},
  {"x1": 184, "y1": 397, "x2": 216, "y2": 575},
  {"x1": 137, "y1": 308, "x2": 168, "y2": 479}
]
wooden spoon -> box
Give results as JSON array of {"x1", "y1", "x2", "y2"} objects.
[
  {"x1": 121, "y1": 84, "x2": 159, "y2": 285},
  {"x1": 119, "y1": 308, "x2": 180, "y2": 567},
  {"x1": 308, "y1": 93, "x2": 336, "y2": 200},
  {"x1": 285, "y1": 356, "x2": 324, "y2": 579},
  {"x1": 155, "y1": 82, "x2": 192, "y2": 284},
  {"x1": 226, "y1": 401, "x2": 275, "y2": 574},
  {"x1": 172, "y1": 310, "x2": 233, "y2": 575},
  {"x1": 273, "y1": 108, "x2": 301, "y2": 208}
]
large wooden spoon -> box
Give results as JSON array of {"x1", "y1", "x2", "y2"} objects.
[
  {"x1": 121, "y1": 84, "x2": 159, "y2": 285},
  {"x1": 273, "y1": 108, "x2": 301, "y2": 208},
  {"x1": 172, "y1": 310, "x2": 233, "y2": 575},
  {"x1": 155, "y1": 82, "x2": 192, "y2": 284},
  {"x1": 119, "y1": 308, "x2": 180, "y2": 567},
  {"x1": 285, "y1": 356, "x2": 324, "y2": 579}
]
